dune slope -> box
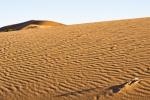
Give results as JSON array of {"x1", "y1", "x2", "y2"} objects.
[
  {"x1": 0, "y1": 20, "x2": 65, "y2": 32},
  {"x1": 0, "y1": 18, "x2": 149, "y2": 100}
]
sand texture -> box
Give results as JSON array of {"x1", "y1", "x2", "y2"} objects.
[{"x1": 0, "y1": 18, "x2": 149, "y2": 100}]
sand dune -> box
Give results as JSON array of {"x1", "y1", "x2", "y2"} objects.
[
  {"x1": 0, "y1": 18, "x2": 150, "y2": 100},
  {"x1": 0, "y1": 20, "x2": 65, "y2": 32}
]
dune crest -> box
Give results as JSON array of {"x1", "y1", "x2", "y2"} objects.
[{"x1": 0, "y1": 20, "x2": 65, "y2": 32}]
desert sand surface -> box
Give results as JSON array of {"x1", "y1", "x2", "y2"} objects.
[
  {"x1": 0, "y1": 20, "x2": 65, "y2": 32},
  {"x1": 0, "y1": 18, "x2": 150, "y2": 100}
]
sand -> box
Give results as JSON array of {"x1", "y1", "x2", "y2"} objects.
[
  {"x1": 0, "y1": 18, "x2": 149, "y2": 100},
  {"x1": 0, "y1": 20, "x2": 65, "y2": 32}
]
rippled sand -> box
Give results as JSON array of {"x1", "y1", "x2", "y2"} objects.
[{"x1": 0, "y1": 18, "x2": 149, "y2": 100}]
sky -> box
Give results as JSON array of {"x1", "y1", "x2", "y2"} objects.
[{"x1": 0, "y1": 0, "x2": 150, "y2": 27}]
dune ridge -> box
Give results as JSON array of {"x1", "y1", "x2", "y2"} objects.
[
  {"x1": 0, "y1": 17, "x2": 149, "y2": 100},
  {"x1": 0, "y1": 20, "x2": 65, "y2": 32}
]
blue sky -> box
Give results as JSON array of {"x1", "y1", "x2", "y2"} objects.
[{"x1": 0, "y1": 0, "x2": 150, "y2": 27}]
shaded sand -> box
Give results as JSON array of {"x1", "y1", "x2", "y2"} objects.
[
  {"x1": 0, "y1": 20, "x2": 65, "y2": 32},
  {"x1": 0, "y1": 18, "x2": 150, "y2": 100}
]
